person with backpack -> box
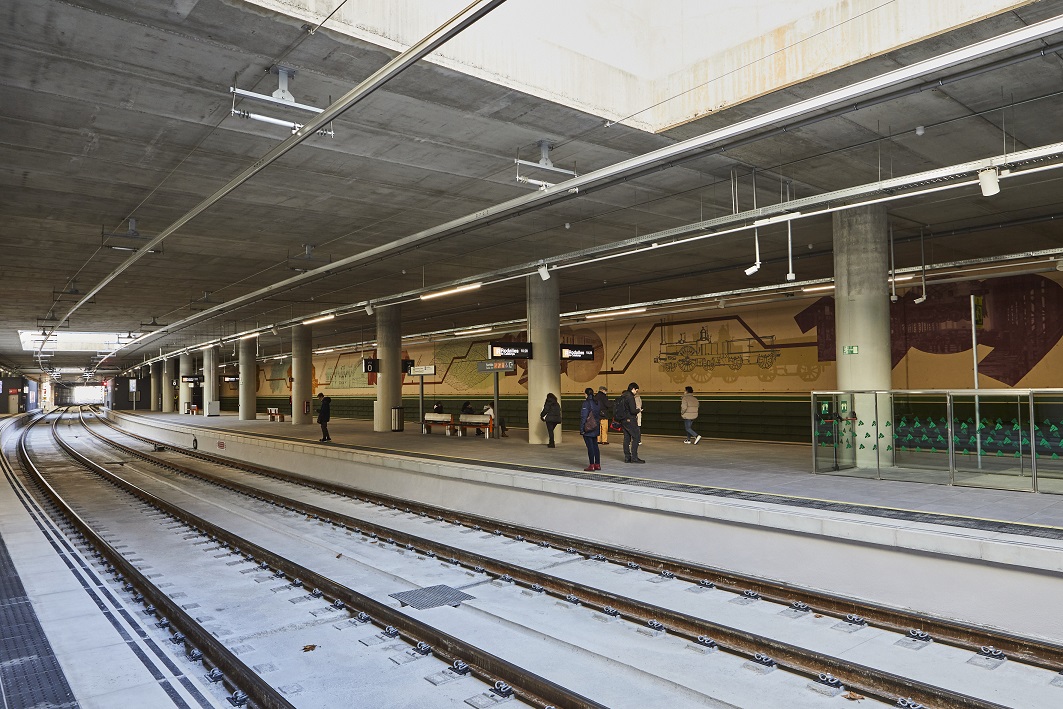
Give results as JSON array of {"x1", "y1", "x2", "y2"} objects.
[
  {"x1": 681, "y1": 386, "x2": 702, "y2": 444},
  {"x1": 579, "y1": 387, "x2": 602, "y2": 471},
  {"x1": 616, "y1": 382, "x2": 644, "y2": 463},
  {"x1": 539, "y1": 393, "x2": 562, "y2": 447},
  {"x1": 594, "y1": 386, "x2": 612, "y2": 444}
]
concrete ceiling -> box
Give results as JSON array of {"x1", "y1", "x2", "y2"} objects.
[{"x1": 3, "y1": 0, "x2": 1063, "y2": 379}]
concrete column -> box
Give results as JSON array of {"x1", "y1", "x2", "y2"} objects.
[
  {"x1": 149, "y1": 362, "x2": 160, "y2": 411},
  {"x1": 373, "y1": 305, "x2": 402, "y2": 432},
  {"x1": 833, "y1": 204, "x2": 893, "y2": 469},
  {"x1": 178, "y1": 353, "x2": 193, "y2": 414},
  {"x1": 239, "y1": 337, "x2": 258, "y2": 420},
  {"x1": 526, "y1": 274, "x2": 561, "y2": 445},
  {"x1": 202, "y1": 346, "x2": 218, "y2": 415},
  {"x1": 162, "y1": 358, "x2": 176, "y2": 413},
  {"x1": 291, "y1": 324, "x2": 313, "y2": 425}
]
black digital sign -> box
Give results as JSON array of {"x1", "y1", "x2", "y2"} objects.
[
  {"x1": 560, "y1": 345, "x2": 595, "y2": 360},
  {"x1": 490, "y1": 342, "x2": 532, "y2": 359},
  {"x1": 362, "y1": 358, "x2": 379, "y2": 373},
  {"x1": 180, "y1": 375, "x2": 204, "y2": 383}
]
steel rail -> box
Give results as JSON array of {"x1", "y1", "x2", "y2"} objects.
[
  {"x1": 95, "y1": 410, "x2": 1063, "y2": 674},
  {"x1": 82, "y1": 413, "x2": 1021, "y2": 709},
  {"x1": 60, "y1": 409, "x2": 602, "y2": 709},
  {"x1": 16, "y1": 411, "x2": 296, "y2": 709}
]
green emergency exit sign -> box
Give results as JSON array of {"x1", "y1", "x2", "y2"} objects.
[{"x1": 842, "y1": 345, "x2": 859, "y2": 355}]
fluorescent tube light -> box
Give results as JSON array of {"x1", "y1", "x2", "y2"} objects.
[
  {"x1": 239, "y1": 332, "x2": 260, "y2": 340},
  {"x1": 454, "y1": 327, "x2": 492, "y2": 336},
  {"x1": 314, "y1": 348, "x2": 335, "y2": 354},
  {"x1": 586, "y1": 307, "x2": 647, "y2": 319},
  {"x1": 420, "y1": 283, "x2": 481, "y2": 300},
  {"x1": 802, "y1": 284, "x2": 836, "y2": 292},
  {"x1": 302, "y1": 314, "x2": 336, "y2": 325}
]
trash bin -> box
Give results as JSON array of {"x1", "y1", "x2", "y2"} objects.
[{"x1": 391, "y1": 406, "x2": 404, "y2": 432}]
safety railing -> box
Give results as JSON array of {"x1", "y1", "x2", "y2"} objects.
[{"x1": 811, "y1": 389, "x2": 1063, "y2": 493}]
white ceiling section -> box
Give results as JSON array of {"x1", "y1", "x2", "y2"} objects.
[
  {"x1": 2, "y1": 0, "x2": 1063, "y2": 377},
  {"x1": 253, "y1": 0, "x2": 1036, "y2": 130}
]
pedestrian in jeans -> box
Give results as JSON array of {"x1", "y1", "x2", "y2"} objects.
[
  {"x1": 681, "y1": 386, "x2": 702, "y2": 444},
  {"x1": 316, "y1": 392, "x2": 332, "y2": 442},
  {"x1": 594, "y1": 386, "x2": 612, "y2": 444},
  {"x1": 616, "y1": 382, "x2": 644, "y2": 463},
  {"x1": 579, "y1": 387, "x2": 602, "y2": 471},
  {"x1": 540, "y1": 393, "x2": 562, "y2": 447}
]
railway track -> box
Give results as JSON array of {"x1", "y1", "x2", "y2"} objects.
[{"x1": 8, "y1": 407, "x2": 1063, "y2": 707}]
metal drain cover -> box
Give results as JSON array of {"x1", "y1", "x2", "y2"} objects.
[{"x1": 390, "y1": 585, "x2": 475, "y2": 610}]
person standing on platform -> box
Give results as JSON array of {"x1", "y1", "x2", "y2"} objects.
[
  {"x1": 681, "y1": 386, "x2": 702, "y2": 444},
  {"x1": 617, "y1": 382, "x2": 644, "y2": 463},
  {"x1": 634, "y1": 388, "x2": 645, "y2": 448},
  {"x1": 316, "y1": 392, "x2": 332, "y2": 442},
  {"x1": 539, "y1": 393, "x2": 562, "y2": 447},
  {"x1": 594, "y1": 386, "x2": 612, "y2": 445},
  {"x1": 579, "y1": 387, "x2": 602, "y2": 471}
]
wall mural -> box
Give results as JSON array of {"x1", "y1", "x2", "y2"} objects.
[{"x1": 241, "y1": 272, "x2": 1062, "y2": 398}]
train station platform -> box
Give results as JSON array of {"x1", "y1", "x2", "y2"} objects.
[{"x1": 118, "y1": 409, "x2": 1063, "y2": 536}]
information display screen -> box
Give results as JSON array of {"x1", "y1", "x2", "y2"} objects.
[
  {"x1": 560, "y1": 345, "x2": 594, "y2": 360},
  {"x1": 180, "y1": 375, "x2": 204, "y2": 383},
  {"x1": 489, "y1": 342, "x2": 532, "y2": 359}
]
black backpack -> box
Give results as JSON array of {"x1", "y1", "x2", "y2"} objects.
[{"x1": 613, "y1": 395, "x2": 628, "y2": 421}]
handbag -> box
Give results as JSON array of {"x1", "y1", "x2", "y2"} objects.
[
  {"x1": 583, "y1": 415, "x2": 598, "y2": 433},
  {"x1": 609, "y1": 421, "x2": 623, "y2": 432}
]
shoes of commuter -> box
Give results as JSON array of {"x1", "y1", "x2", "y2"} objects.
[
  {"x1": 501, "y1": 433, "x2": 509, "y2": 437},
  {"x1": 600, "y1": 441, "x2": 609, "y2": 444},
  {"x1": 319, "y1": 438, "x2": 327, "y2": 442},
  {"x1": 593, "y1": 464, "x2": 601, "y2": 471},
  {"x1": 684, "y1": 439, "x2": 692, "y2": 444},
  {"x1": 624, "y1": 457, "x2": 632, "y2": 463},
  {"x1": 694, "y1": 435, "x2": 702, "y2": 445},
  {"x1": 631, "y1": 458, "x2": 646, "y2": 464},
  {"x1": 547, "y1": 443, "x2": 555, "y2": 448},
  {"x1": 583, "y1": 464, "x2": 595, "y2": 471}
]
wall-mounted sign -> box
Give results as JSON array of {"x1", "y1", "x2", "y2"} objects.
[
  {"x1": 362, "y1": 358, "x2": 379, "y2": 373},
  {"x1": 560, "y1": 345, "x2": 595, "y2": 360},
  {"x1": 842, "y1": 345, "x2": 859, "y2": 355},
  {"x1": 180, "y1": 375, "x2": 204, "y2": 383},
  {"x1": 7, "y1": 388, "x2": 18, "y2": 395},
  {"x1": 128, "y1": 378, "x2": 137, "y2": 391},
  {"x1": 409, "y1": 365, "x2": 436, "y2": 376},
  {"x1": 221, "y1": 376, "x2": 240, "y2": 382},
  {"x1": 401, "y1": 359, "x2": 416, "y2": 374},
  {"x1": 477, "y1": 360, "x2": 515, "y2": 373},
  {"x1": 490, "y1": 342, "x2": 532, "y2": 359}
]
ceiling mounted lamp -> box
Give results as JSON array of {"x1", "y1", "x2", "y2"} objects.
[
  {"x1": 978, "y1": 167, "x2": 1001, "y2": 197},
  {"x1": 536, "y1": 264, "x2": 551, "y2": 281},
  {"x1": 744, "y1": 228, "x2": 762, "y2": 276},
  {"x1": 365, "y1": 303, "x2": 374, "y2": 316},
  {"x1": 302, "y1": 314, "x2": 335, "y2": 326},
  {"x1": 420, "y1": 283, "x2": 481, "y2": 300},
  {"x1": 239, "y1": 332, "x2": 260, "y2": 340},
  {"x1": 586, "y1": 307, "x2": 647, "y2": 320}
]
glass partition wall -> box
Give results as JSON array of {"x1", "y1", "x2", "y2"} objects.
[{"x1": 812, "y1": 389, "x2": 1063, "y2": 493}]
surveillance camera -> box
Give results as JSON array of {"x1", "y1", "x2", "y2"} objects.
[
  {"x1": 786, "y1": 273, "x2": 796, "y2": 282},
  {"x1": 913, "y1": 295, "x2": 927, "y2": 304},
  {"x1": 744, "y1": 263, "x2": 761, "y2": 276},
  {"x1": 890, "y1": 295, "x2": 899, "y2": 303}
]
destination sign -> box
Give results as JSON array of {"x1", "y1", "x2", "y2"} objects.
[
  {"x1": 408, "y1": 365, "x2": 436, "y2": 376},
  {"x1": 180, "y1": 375, "x2": 204, "y2": 383},
  {"x1": 490, "y1": 342, "x2": 532, "y2": 359},
  {"x1": 560, "y1": 345, "x2": 595, "y2": 360},
  {"x1": 221, "y1": 376, "x2": 240, "y2": 382},
  {"x1": 477, "y1": 360, "x2": 515, "y2": 373}
]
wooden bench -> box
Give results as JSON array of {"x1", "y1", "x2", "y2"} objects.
[
  {"x1": 267, "y1": 407, "x2": 285, "y2": 422},
  {"x1": 422, "y1": 412, "x2": 454, "y2": 435},
  {"x1": 457, "y1": 413, "x2": 492, "y2": 438}
]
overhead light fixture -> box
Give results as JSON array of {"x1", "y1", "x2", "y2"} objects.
[
  {"x1": 314, "y1": 348, "x2": 335, "y2": 354},
  {"x1": 586, "y1": 307, "x2": 647, "y2": 319},
  {"x1": 239, "y1": 332, "x2": 260, "y2": 340},
  {"x1": 785, "y1": 221, "x2": 795, "y2": 282},
  {"x1": 802, "y1": 284, "x2": 836, "y2": 293},
  {"x1": 420, "y1": 282, "x2": 482, "y2": 300},
  {"x1": 978, "y1": 167, "x2": 1000, "y2": 197},
  {"x1": 199, "y1": 344, "x2": 215, "y2": 351},
  {"x1": 752, "y1": 212, "x2": 802, "y2": 227},
  {"x1": 303, "y1": 314, "x2": 335, "y2": 325},
  {"x1": 270, "y1": 327, "x2": 279, "y2": 336},
  {"x1": 454, "y1": 327, "x2": 493, "y2": 336},
  {"x1": 744, "y1": 228, "x2": 762, "y2": 276},
  {"x1": 537, "y1": 264, "x2": 551, "y2": 281},
  {"x1": 365, "y1": 303, "x2": 374, "y2": 316}
]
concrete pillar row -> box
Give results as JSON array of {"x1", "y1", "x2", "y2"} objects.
[
  {"x1": 526, "y1": 274, "x2": 561, "y2": 445},
  {"x1": 149, "y1": 362, "x2": 160, "y2": 411},
  {"x1": 373, "y1": 305, "x2": 402, "y2": 432},
  {"x1": 177, "y1": 353, "x2": 193, "y2": 414},
  {"x1": 238, "y1": 337, "x2": 258, "y2": 420},
  {"x1": 162, "y1": 358, "x2": 176, "y2": 413},
  {"x1": 832, "y1": 204, "x2": 893, "y2": 468},
  {"x1": 291, "y1": 324, "x2": 313, "y2": 425}
]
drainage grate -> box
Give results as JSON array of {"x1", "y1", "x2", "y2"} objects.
[
  {"x1": 390, "y1": 584, "x2": 475, "y2": 610},
  {"x1": 0, "y1": 533, "x2": 78, "y2": 708}
]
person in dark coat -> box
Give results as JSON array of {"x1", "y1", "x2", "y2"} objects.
[
  {"x1": 540, "y1": 393, "x2": 562, "y2": 447},
  {"x1": 594, "y1": 386, "x2": 612, "y2": 444},
  {"x1": 432, "y1": 401, "x2": 444, "y2": 414},
  {"x1": 316, "y1": 392, "x2": 332, "y2": 442},
  {"x1": 579, "y1": 387, "x2": 602, "y2": 471},
  {"x1": 617, "y1": 382, "x2": 644, "y2": 463}
]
